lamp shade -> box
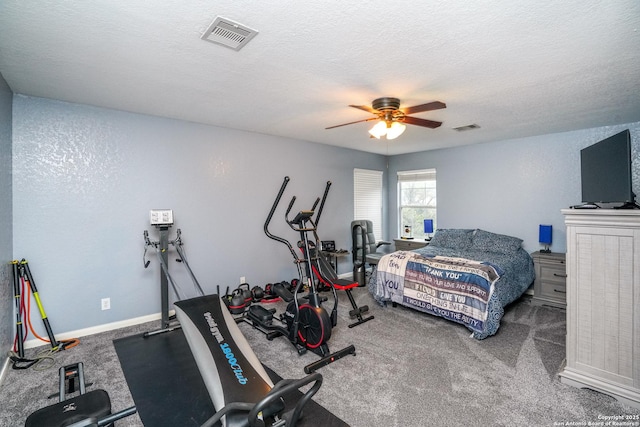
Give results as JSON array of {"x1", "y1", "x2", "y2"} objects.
[
  {"x1": 424, "y1": 219, "x2": 434, "y2": 234},
  {"x1": 368, "y1": 121, "x2": 387, "y2": 139},
  {"x1": 539, "y1": 224, "x2": 552, "y2": 245},
  {"x1": 386, "y1": 122, "x2": 406, "y2": 140}
]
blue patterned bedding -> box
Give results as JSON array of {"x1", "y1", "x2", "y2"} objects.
[{"x1": 368, "y1": 229, "x2": 535, "y2": 339}]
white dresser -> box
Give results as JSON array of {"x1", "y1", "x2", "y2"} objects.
[{"x1": 559, "y1": 209, "x2": 640, "y2": 409}]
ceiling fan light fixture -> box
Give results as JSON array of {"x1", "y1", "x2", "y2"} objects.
[
  {"x1": 386, "y1": 122, "x2": 406, "y2": 140},
  {"x1": 368, "y1": 121, "x2": 388, "y2": 139},
  {"x1": 326, "y1": 97, "x2": 445, "y2": 134}
]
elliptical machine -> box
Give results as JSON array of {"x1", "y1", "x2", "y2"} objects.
[{"x1": 243, "y1": 176, "x2": 356, "y2": 373}]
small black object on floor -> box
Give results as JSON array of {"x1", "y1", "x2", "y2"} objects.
[
  {"x1": 114, "y1": 328, "x2": 349, "y2": 427},
  {"x1": 25, "y1": 361, "x2": 136, "y2": 427}
]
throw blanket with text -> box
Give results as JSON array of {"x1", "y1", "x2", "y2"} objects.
[{"x1": 375, "y1": 251, "x2": 502, "y2": 333}]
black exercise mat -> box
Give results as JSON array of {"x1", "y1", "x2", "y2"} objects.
[{"x1": 114, "y1": 328, "x2": 349, "y2": 427}]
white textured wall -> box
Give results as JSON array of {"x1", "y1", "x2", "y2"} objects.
[
  {"x1": 12, "y1": 95, "x2": 386, "y2": 335},
  {"x1": 388, "y1": 123, "x2": 640, "y2": 253}
]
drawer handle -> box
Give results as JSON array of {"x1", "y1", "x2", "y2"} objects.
[
  {"x1": 553, "y1": 273, "x2": 567, "y2": 278},
  {"x1": 554, "y1": 289, "x2": 566, "y2": 294}
]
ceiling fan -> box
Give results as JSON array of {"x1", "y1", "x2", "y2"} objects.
[{"x1": 326, "y1": 97, "x2": 446, "y2": 139}]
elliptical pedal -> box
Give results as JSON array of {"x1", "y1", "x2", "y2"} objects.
[{"x1": 248, "y1": 304, "x2": 275, "y2": 324}]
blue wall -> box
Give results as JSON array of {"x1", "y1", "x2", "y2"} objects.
[
  {"x1": 8, "y1": 93, "x2": 640, "y2": 339},
  {"x1": 12, "y1": 95, "x2": 386, "y2": 335},
  {"x1": 387, "y1": 123, "x2": 640, "y2": 253},
  {"x1": 0, "y1": 74, "x2": 13, "y2": 362}
]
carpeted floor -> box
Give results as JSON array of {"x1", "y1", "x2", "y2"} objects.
[
  {"x1": 1, "y1": 290, "x2": 638, "y2": 426},
  {"x1": 112, "y1": 326, "x2": 348, "y2": 426}
]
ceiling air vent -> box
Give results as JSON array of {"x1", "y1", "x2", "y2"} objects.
[
  {"x1": 201, "y1": 17, "x2": 258, "y2": 51},
  {"x1": 453, "y1": 124, "x2": 481, "y2": 132}
]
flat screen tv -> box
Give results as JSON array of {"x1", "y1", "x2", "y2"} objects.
[{"x1": 580, "y1": 129, "x2": 636, "y2": 208}]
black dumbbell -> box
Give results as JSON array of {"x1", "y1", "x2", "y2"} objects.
[
  {"x1": 237, "y1": 283, "x2": 253, "y2": 307},
  {"x1": 264, "y1": 283, "x2": 274, "y2": 296},
  {"x1": 251, "y1": 285, "x2": 265, "y2": 301},
  {"x1": 225, "y1": 288, "x2": 247, "y2": 314}
]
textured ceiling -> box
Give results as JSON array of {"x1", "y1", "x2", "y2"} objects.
[{"x1": 1, "y1": 1, "x2": 639, "y2": 155}]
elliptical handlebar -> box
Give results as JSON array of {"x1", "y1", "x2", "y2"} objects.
[
  {"x1": 314, "y1": 181, "x2": 331, "y2": 228},
  {"x1": 264, "y1": 176, "x2": 298, "y2": 259},
  {"x1": 285, "y1": 195, "x2": 296, "y2": 219},
  {"x1": 286, "y1": 196, "x2": 315, "y2": 231},
  {"x1": 264, "y1": 177, "x2": 334, "y2": 258},
  {"x1": 265, "y1": 176, "x2": 290, "y2": 235},
  {"x1": 311, "y1": 197, "x2": 320, "y2": 212}
]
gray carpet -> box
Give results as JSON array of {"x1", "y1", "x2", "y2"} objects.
[{"x1": 1, "y1": 291, "x2": 638, "y2": 426}]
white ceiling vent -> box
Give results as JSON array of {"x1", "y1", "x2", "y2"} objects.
[{"x1": 201, "y1": 17, "x2": 258, "y2": 51}]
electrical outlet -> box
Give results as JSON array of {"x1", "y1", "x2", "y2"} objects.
[
  {"x1": 101, "y1": 298, "x2": 111, "y2": 311},
  {"x1": 240, "y1": 276, "x2": 246, "y2": 284}
]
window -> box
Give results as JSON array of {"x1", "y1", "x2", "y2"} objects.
[
  {"x1": 397, "y1": 169, "x2": 436, "y2": 240},
  {"x1": 354, "y1": 168, "x2": 383, "y2": 238}
]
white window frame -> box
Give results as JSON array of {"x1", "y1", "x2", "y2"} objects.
[
  {"x1": 354, "y1": 168, "x2": 383, "y2": 238},
  {"x1": 397, "y1": 169, "x2": 437, "y2": 240}
]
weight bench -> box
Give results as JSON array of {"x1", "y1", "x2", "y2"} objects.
[
  {"x1": 174, "y1": 294, "x2": 323, "y2": 427},
  {"x1": 311, "y1": 250, "x2": 374, "y2": 328}
]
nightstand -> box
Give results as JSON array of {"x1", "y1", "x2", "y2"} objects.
[
  {"x1": 393, "y1": 238, "x2": 428, "y2": 251},
  {"x1": 320, "y1": 250, "x2": 349, "y2": 274},
  {"x1": 531, "y1": 251, "x2": 566, "y2": 308}
]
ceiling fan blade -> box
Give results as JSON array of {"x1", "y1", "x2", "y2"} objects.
[
  {"x1": 403, "y1": 116, "x2": 443, "y2": 129},
  {"x1": 349, "y1": 104, "x2": 378, "y2": 114},
  {"x1": 402, "y1": 101, "x2": 446, "y2": 115},
  {"x1": 325, "y1": 117, "x2": 378, "y2": 129}
]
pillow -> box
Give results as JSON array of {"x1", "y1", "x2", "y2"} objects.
[
  {"x1": 428, "y1": 229, "x2": 475, "y2": 249},
  {"x1": 471, "y1": 229, "x2": 523, "y2": 254}
]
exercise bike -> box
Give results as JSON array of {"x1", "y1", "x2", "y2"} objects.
[{"x1": 241, "y1": 176, "x2": 356, "y2": 373}]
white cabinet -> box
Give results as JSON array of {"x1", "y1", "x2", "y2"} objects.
[{"x1": 560, "y1": 209, "x2": 640, "y2": 410}]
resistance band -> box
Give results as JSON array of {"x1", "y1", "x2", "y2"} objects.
[{"x1": 9, "y1": 259, "x2": 80, "y2": 370}]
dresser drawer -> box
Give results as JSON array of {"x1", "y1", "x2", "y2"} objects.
[
  {"x1": 539, "y1": 264, "x2": 567, "y2": 285},
  {"x1": 538, "y1": 277, "x2": 566, "y2": 300}
]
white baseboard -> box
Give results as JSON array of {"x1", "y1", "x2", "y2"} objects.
[
  {"x1": 22, "y1": 310, "x2": 174, "y2": 350},
  {"x1": 1, "y1": 310, "x2": 172, "y2": 387}
]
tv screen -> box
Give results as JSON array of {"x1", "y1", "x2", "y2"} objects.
[{"x1": 580, "y1": 129, "x2": 633, "y2": 205}]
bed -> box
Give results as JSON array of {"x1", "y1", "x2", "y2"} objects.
[{"x1": 368, "y1": 228, "x2": 535, "y2": 339}]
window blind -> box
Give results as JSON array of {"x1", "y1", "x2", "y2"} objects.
[
  {"x1": 354, "y1": 168, "x2": 383, "y2": 238},
  {"x1": 397, "y1": 169, "x2": 437, "y2": 182}
]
